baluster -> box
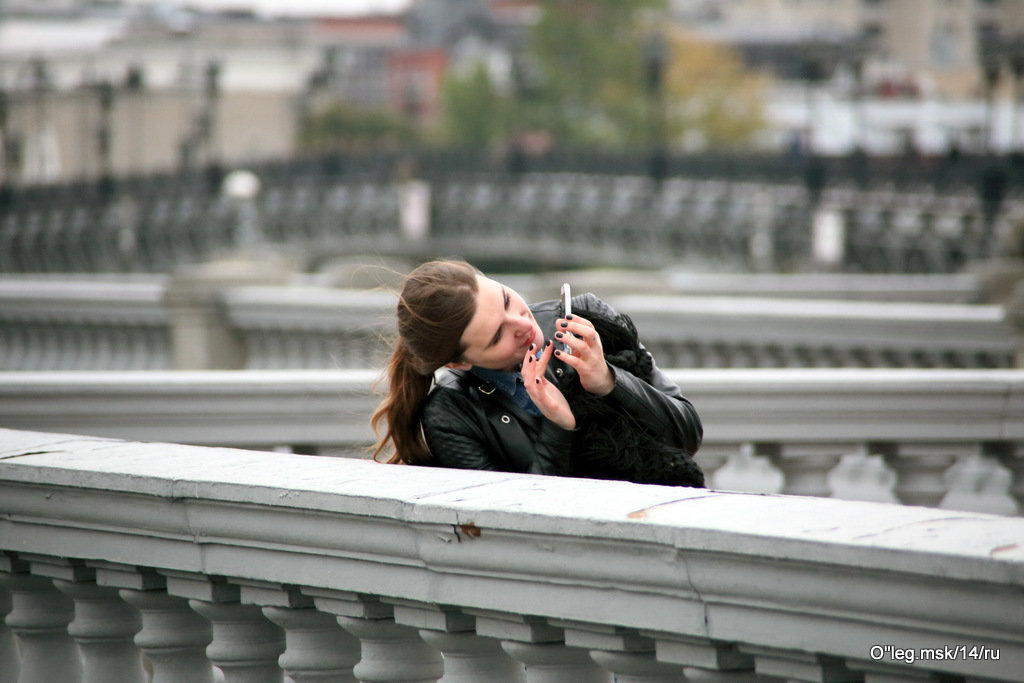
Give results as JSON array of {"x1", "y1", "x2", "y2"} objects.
[
  {"x1": 991, "y1": 443, "x2": 1023, "y2": 515},
  {"x1": 119, "y1": 589, "x2": 216, "y2": 683},
  {"x1": 589, "y1": 651, "x2": 685, "y2": 682},
  {"x1": 420, "y1": 631, "x2": 525, "y2": 682},
  {"x1": 827, "y1": 446, "x2": 898, "y2": 504},
  {"x1": 336, "y1": 615, "x2": 442, "y2": 683},
  {"x1": 54, "y1": 579, "x2": 146, "y2": 683},
  {"x1": 650, "y1": 634, "x2": 755, "y2": 681},
  {"x1": 469, "y1": 611, "x2": 610, "y2": 683},
  {"x1": 0, "y1": 571, "x2": 81, "y2": 683},
  {"x1": 189, "y1": 600, "x2": 286, "y2": 683},
  {"x1": 390, "y1": 601, "x2": 524, "y2": 682},
  {"x1": 768, "y1": 445, "x2": 843, "y2": 498},
  {"x1": 0, "y1": 574, "x2": 20, "y2": 683},
  {"x1": 882, "y1": 443, "x2": 957, "y2": 508},
  {"x1": 560, "y1": 622, "x2": 684, "y2": 682},
  {"x1": 93, "y1": 563, "x2": 214, "y2": 683},
  {"x1": 262, "y1": 606, "x2": 360, "y2": 682},
  {"x1": 310, "y1": 592, "x2": 442, "y2": 683},
  {"x1": 162, "y1": 572, "x2": 288, "y2": 683},
  {"x1": 501, "y1": 641, "x2": 611, "y2": 683},
  {"x1": 711, "y1": 443, "x2": 784, "y2": 495},
  {"x1": 740, "y1": 646, "x2": 858, "y2": 683},
  {"x1": 940, "y1": 446, "x2": 1017, "y2": 515},
  {"x1": 241, "y1": 583, "x2": 360, "y2": 683}
]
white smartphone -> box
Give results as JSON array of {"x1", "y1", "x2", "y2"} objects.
[{"x1": 560, "y1": 283, "x2": 572, "y2": 355}]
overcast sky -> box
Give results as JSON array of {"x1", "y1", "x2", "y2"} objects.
[{"x1": 126, "y1": 0, "x2": 411, "y2": 18}]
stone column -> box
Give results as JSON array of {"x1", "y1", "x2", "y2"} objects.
[
  {"x1": 420, "y1": 630, "x2": 525, "y2": 683},
  {"x1": 161, "y1": 570, "x2": 285, "y2": 683},
  {"x1": 589, "y1": 650, "x2": 686, "y2": 682},
  {"x1": 163, "y1": 257, "x2": 293, "y2": 370},
  {"x1": 740, "y1": 646, "x2": 859, "y2": 683},
  {"x1": 119, "y1": 589, "x2": 215, "y2": 683},
  {"x1": 337, "y1": 616, "x2": 442, "y2": 683},
  {"x1": 561, "y1": 622, "x2": 685, "y2": 682},
  {"x1": 0, "y1": 579, "x2": 19, "y2": 683},
  {"x1": 389, "y1": 600, "x2": 523, "y2": 683},
  {"x1": 92, "y1": 562, "x2": 215, "y2": 683},
  {"x1": 470, "y1": 611, "x2": 610, "y2": 683},
  {"x1": 882, "y1": 443, "x2": 957, "y2": 508},
  {"x1": 237, "y1": 581, "x2": 360, "y2": 682},
  {"x1": 769, "y1": 445, "x2": 842, "y2": 498},
  {"x1": 0, "y1": 572, "x2": 81, "y2": 683},
  {"x1": 189, "y1": 600, "x2": 286, "y2": 683},
  {"x1": 309, "y1": 591, "x2": 442, "y2": 683},
  {"x1": 54, "y1": 579, "x2": 146, "y2": 683},
  {"x1": 650, "y1": 634, "x2": 755, "y2": 681},
  {"x1": 501, "y1": 641, "x2": 612, "y2": 683},
  {"x1": 262, "y1": 606, "x2": 360, "y2": 682}
]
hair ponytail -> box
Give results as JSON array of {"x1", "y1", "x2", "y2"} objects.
[
  {"x1": 370, "y1": 259, "x2": 479, "y2": 465},
  {"x1": 371, "y1": 339, "x2": 434, "y2": 464}
]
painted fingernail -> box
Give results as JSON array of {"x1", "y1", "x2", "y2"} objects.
[
  {"x1": 554, "y1": 349, "x2": 561, "y2": 357},
  {"x1": 545, "y1": 339, "x2": 552, "y2": 346},
  {"x1": 555, "y1": 332, "x2": 563, "y2": 339},
  {"x1": 560, "y1": 321, "x2": 568, "y2": 328},
  {"x1": 527, "y1": 356, "x2": 533, "y2": 363},
  {"x1": 529, "y1": 343, "x2": 535, "y2": 351},
  {"x1": 566, "y1": 314, "x2": 573, "y2": 320},
  {"x1": 535, "y1": 378, "x2": 540, "y2": 384}
]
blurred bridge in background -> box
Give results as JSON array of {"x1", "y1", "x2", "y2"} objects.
[
  {"x1": 3, "y1": 150, "x2": 1024, "y2": 682},
  {"x1": 2, "y1": 150, "x2": 1023, "y2": 276}
]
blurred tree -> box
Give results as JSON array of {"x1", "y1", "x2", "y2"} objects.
[
  {"x1": 297, "y1": 103, "x2": 415, "y2": 151},
  {"x1": 662, "y1": 26, "x2": 769, "y2": 149},
  {"x1": 526, "y1": 0, "x2": 661, "y2": 145},
  {"x1": 435, "y1": 0, "x2": 767, "y2": 149},
  {"x1": 438, "y1": 62, "x2": 507, "y2": 146}
]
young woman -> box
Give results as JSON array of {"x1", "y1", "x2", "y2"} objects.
[{"x1": 371, "y1": 259, "x2": 704, "y2": 487}]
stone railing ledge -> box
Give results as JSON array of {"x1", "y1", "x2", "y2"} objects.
[
  {"x1": 4, "y1": 428, "x2": 1023, "y2": 581},
  {"x1": 221, "y1": 286, "x2": 396, "y2": 331},
  {"x1": 3, "y1": 428, "x2": 1024, "y2": 680}
]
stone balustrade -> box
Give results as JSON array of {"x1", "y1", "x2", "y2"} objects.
[
  {"x1": 0, "y1": 276, "x2": 172, "y2": 371},
  {"x1": 220, "y1": 286, "x2": 396, "y2": 370},
  {"x1": 0, "y1": 368, "x2": 1020, "y2": 515},
  {"x1": 612, "y1": 295, "x2": 1020, "y2": 369},
  {"x1": 0, "y1": 426, "x2": 1021, "y2": 683},
  {"x1": 2, "y1": 275, "x2": 1020, "y2": 370}
]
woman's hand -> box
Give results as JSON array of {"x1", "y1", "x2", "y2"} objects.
[
  {"x1": 552, "y1": 314, "x2": 614, "y2": 397},
  {"x1": 521, "y1": 341, "x2": 576, "y2": 430}
]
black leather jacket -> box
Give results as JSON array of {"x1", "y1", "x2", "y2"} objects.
[{"x1": 421, "y1": 293, "x2": 702, "y2": 478}]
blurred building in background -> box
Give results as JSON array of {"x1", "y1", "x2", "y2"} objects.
[{"x1": 0, "y1": 0, "x2": 1022, "y2": 185}]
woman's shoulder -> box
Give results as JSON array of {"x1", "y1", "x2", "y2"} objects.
[
  {"x1": 424, "y1": 370, "x2": 478, "y2": 417},
  {"x1": 422, "y1": 371, "x2": 490, "y2": 437}
]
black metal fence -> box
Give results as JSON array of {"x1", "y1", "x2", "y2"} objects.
[{"x1": 1, "y1": 148, "x2": 1021, "y2": 274}]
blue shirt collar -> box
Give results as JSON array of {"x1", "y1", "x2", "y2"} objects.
[
  {"x1": 469, "y1": 366, "x2": 520, "y2": 395},
  {"x1": 469, "y1": 365, "x2": 542, "y2": 417}
]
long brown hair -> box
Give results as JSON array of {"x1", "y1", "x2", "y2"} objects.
[{"x1": 371, "y1": 259, "x2": 479, "y2": 465}]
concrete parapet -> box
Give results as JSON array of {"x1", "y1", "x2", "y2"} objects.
[{"x1": 163, "y1": 257, "x2": 294, "y2": 370}]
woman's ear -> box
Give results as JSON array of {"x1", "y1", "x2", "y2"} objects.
[{"x1": 445, "y1": 360, "x2": 472, "y2": 371}]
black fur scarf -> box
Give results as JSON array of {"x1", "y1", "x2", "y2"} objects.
[{"x1": 559, "y1": 309, "x2": 705, "y2": 488}]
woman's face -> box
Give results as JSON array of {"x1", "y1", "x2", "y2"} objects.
[{"x1": 452, "y1": 274, "x2": 543, "y2": 372}]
